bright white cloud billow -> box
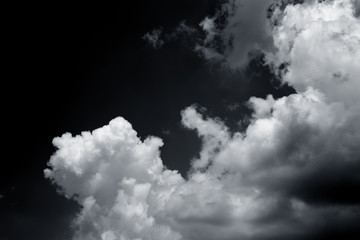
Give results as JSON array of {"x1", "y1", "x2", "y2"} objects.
[
  {"x1": 46, "y1": 0, "x2": 360, "y2": 239},
  {"x1": 45, "y1": 118, "x2": 184, "y2": 240},
  {"x1": 267, "y1": 0, "x2": 360, "y2": 105}
]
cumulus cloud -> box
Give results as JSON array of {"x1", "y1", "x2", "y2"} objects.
[
  {"x1": 181, "y1": 106, "x2": 230, "y2": 170},
  {"x1": 46, "y1": 0, "x2": 360, "y2": 239},
  {"x1": 267, "y1": 0, "x2": 360, "y2": 105},
  {"x1": 45, "y1": 117, "x2": 184, "y2": 240}
]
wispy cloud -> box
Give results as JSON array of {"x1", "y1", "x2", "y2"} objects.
[{"x1": 143, "y1": 28, "x2": 164, "y2": 48}]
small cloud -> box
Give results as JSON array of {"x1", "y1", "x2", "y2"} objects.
[
  {"x1": 199, "y1": 16, "x2": 217, "y2": 44},
  {"x1": 144, "y1": 21, "x2": 197, "y2": 48},
  {"x1": 142, "y1": 28, "x2": 164, "y2": 48}
]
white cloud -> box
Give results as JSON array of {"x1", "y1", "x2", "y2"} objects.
[
  {"x1": 45, "y1": 117, "x2": 183, "y2": 240},
  {"x1": 208, "y1": 88, "x2": 360, "y2": 191},
  {"x1": 267, "y1": 0, "x2": 360, "y2": 105},
  {"x1": 181, "y1": 106, "x2": 230, "y2": 170},
  {"x1": 46, "y1": 0, "x2": 360, "y2": 239}
]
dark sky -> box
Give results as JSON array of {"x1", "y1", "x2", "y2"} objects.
[{"x1": 2, "y1": 1, "x2": 359, "y2": 240}]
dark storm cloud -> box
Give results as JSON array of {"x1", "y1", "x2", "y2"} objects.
[{"x1": 44, "y1": 0, "x2": 360, "y2": 239}]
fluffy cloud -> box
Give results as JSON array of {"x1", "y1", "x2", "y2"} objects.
[
  {"x1": 181, "y1": 106, "x2": 230, "y2": 170},
  {"x1": 45, "y1": 118, "x2": 184, "y2": 240},
  {"x1": 207, "y1": 88, "x2": 360, "y2": 201},
  {"x1": 46, "y1": 0, "x2": 360, "y2": 239},
  {"x1": 177, "y1": 89, "x2": 360, "y2": 239},
  {"x1": 268, "y1": 0, "x2": 360, "y2": 105}
]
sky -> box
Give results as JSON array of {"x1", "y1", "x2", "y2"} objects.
[{"x1": 1, "y1": 0, "x2": 360, "y2": 239}]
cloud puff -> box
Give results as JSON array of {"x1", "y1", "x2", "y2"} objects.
[
  {"x1": 143, "y1": 28, "x2": 164, "y2": 48},
  {"x1": 268, "y1": 0, "x2": 360, "y2": 106},
  {"x1": 195, "y1": 0, "x2": 277, "y2": 68},
  {"x1": 181, "y1": 106, "x2": 230, "y2": 170},
  {"x1": 46, "y1": 0, "x2": 360, "y2": 239},
  {"x1": 45, "y1": 118, "x2": 184, "y2": 240}
]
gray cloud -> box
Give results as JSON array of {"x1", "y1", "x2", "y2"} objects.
[
  {"x1": 143, "y1": 28, "x2": 164, "y2": 48},
  {"x1": 353, "y1": 0, "x2": 360, "y2": 17},
  {"x1": 194, "y1": 0, "x2": 276, "y2": 68}
]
